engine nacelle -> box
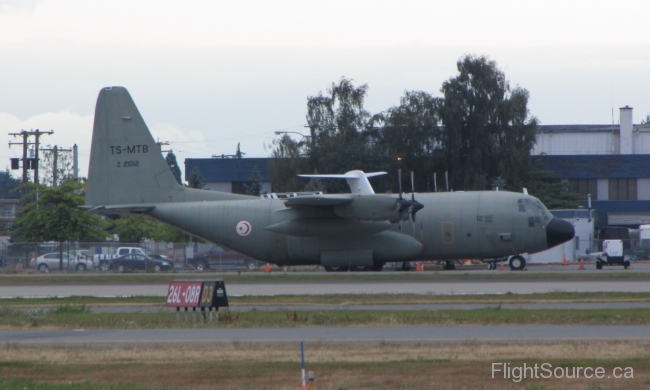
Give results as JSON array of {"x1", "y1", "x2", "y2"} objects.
[{"x1": 332, "y1": 195, "x2": 400, "y2": 223}]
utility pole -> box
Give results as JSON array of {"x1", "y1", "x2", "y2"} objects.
[
  {"x1": 40, "y1": 145, "x2": 72, "y2": 187},
  {"x1": 156, "y1": 139, "x2": 171, "y2": 153},
  {"x1": 8, "y1": 129, "x2": 54, "y2": 184},
  {"x1": 73, "y1": 144, "x2": 78, "y2": 179}
]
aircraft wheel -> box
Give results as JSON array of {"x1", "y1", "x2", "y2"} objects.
[
  {"x1": 442, "y1": 260, "x2": 455, "y2": 270},
  {"x1": 486, "y1": 262, "x2": 494, "y2": 270},
  {"x1": 624, "y1": 261, "x2": 631, "y2": 269},
  {"x1": 509, "y1": 255, "x2": 526, "y2": 271},
  {"x1": 596, "y1": 261, "x2": 603, "y2": 270},
  {"x1": 324, "y1": 266, "x2": 347, "y2": 272},
  {"x1": 400, "y1": 262, "x2": 411, "y2": 271}
]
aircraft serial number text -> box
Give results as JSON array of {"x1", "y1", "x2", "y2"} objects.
[
  {"x1": 109, "y1": 145, "x2": 149, "y2": 154},
  {"x1": 117, "y1": 161, "x2": 139, "y2": 168}
]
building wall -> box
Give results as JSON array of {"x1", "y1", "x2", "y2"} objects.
[
  {"x1": 637, "y1": 178, "x2": 650, "y2": 201},
  {"x1": 597, "y1": 179, "x2": 609, "y2": 201},
  {"x1": 203, "y1": 182, "x2": 232, "y2": 192},
  {"x1": 533, "y1": 128, "x2": 650, "y2": 156},
  {"x1": 204, "y1": 181, "x2": 272, "y2": 194},
  {"x1": 533, "y1": 132, "x2": 618, "y2": 155}
]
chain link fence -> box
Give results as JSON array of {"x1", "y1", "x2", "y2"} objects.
[{"x1": 0, "y1": 241, "x2": 267, "y2": 273}]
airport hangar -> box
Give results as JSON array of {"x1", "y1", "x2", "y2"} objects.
[{"x1": 184, "y1": 106, "x2": 650, "y2": 233}]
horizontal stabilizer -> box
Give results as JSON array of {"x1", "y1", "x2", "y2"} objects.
[
  {"x1": 298, "y1": 170, "x2": 386, "y2": 195},
  {"x1": 84, "y1": 204, "x2": 156, "y2": 214},
  {"x1": 283, "y1": 195, "x2": 352, "y2": 208}
]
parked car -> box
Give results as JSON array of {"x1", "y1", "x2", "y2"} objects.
[
  {"x1": 93, "y1": 247, "x2": 172, "y2": 267},
  {"x1": 188, "y1": 246, "x2": 261, "y2": 271},
  {"x1": 101, "y1": 253, "x2": 172, "y2": 273},
  {"x1": 31, "y1": 251, "x2": 94, "y2": 272}
]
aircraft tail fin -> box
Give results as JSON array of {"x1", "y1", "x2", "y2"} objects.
[{"x1": 86, "y1": 87, "x2": 248, "y2": 207}]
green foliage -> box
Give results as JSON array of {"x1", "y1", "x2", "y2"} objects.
[
  {"x1": 271, "y1": 57, "x2": 539, "y2": 195},
  {"x1": 187, "y1": 166, "x2": 205, "y2": 189},
  {"x1": 524, "y1": 167, "x2": 581, "y2": 209},
  {"x1": 641, "y1": 114, "x2": 650, "y2": 125},
  {"x1": 305, "y1": 77, "x2": 383, "y2": 193},
  {"x1": 0, "y1": 168, "x2": 21, "y2": 199},
  {"x1": 303, "y1": 169, "x2": 326, "y2": 192},
  {"x1": 438, "y1": 54, "x2": 538, "y2": 191},
  {"x1": 108, "y1": 215, "x2": 188, "y2": 243},
  {"x1": 268, "y1": 135, "x2": 310, "y2": 192},
  {"x1": 40, "y1": 144, "x2": 74, "y2": 187},
  {"x1": 110, "y1": 215, "x2": 157, "y2": 243},
  {"x1": 165, "y1": 150, "x2": 182, "y2": 185},
  {"x1": 12, "y1": 179, "x2": 106, "y2": 243},
  {"x1": 244, "y1": 164, "x2": 263, "y2": 196},
  {"x1": 380, "y1": 90, "x2": 442, "y2": 192},
  {"x1": 235, "y1": 142, "x2": 244, "y2": 158}
]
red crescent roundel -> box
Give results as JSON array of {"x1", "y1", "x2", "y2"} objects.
[{"x1": 236, "y1": 221, "x2": 252, "y2": 236}]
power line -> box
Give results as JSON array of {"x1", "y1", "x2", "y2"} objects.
[{"x1": 7, "y1": 129, "x2": 54, "y2": 185}]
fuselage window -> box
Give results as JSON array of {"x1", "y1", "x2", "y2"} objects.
[{"x1": 528, "y1": 217, "x2": 535, "y2": 227}]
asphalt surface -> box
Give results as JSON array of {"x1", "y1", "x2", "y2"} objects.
[
  {"x1": 2, "y1": 326, "x2": 649, "y2": 346},
  {"x1": 11, "y1": 301, "x2": 650, "y2": 314},
  {"x1": 3, "y1": 279, "x2": 650, "y2": 298}
]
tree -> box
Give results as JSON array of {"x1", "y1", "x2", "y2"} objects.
[
  {"x1": 0, "y1": 169, "x2": 21, "y2": 199},
  {"x1": 380, "y1": 91, "x2": 442, "y2": 192},
  {"x1": 524, "y1": 168, "x2": 581, "y2": 209},
  {"x1": 303, "y1": 169, "x2": 326, "y2": 192},
  {"x1": 244, "y1": 164, "x2": 263, "y2": 196},
  {"x1": 303, "y1": 77, "x2": 382, "y2": 193},
  {"x1": 235, "y1": 143, "x2": 244, "y2": 158},
  {"x1": 641, "y1": 114, "x2": 650, "y2": 125},
  {"x1": 40, "y1": 145, "x2": 74, "y2": 187},
  {"x1": 187, "y1": 166, "x2": 205, "y2": 189},
  {"x1": 438, "y1": 55, "x2": 538, "y2": 191},
  {"x1": 111, "y1": 215, "x2": 157, "y2": 243},
  {"x1": 12, "y1": 179, "x2": 106, "y2": 270},
  {"x1": 268, "y1": 134, "x2": 310, "y2": 192},
  {"x1": 165, "y1": 150, "x2": 182, "y2": 185}
]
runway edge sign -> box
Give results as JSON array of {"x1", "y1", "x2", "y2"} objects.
[{"x1": 165, "y1": 280, "x2": 229, "y2": 308}]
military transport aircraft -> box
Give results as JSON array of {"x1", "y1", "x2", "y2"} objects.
[{"x1": 85, "y1": 87, "x2": 575, "y2": 272}]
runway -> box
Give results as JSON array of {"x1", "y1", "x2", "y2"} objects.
[
  {"x1": 12, "y1": 301, "x2": 650, "y2": 313},
  {"x1": 2, "y1": 325, "x2": 649, "y2": 346},
  {"x1": 2, "y1": 279, "x2": 650, "y2": 298}
]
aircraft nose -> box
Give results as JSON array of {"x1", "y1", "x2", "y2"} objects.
[{"x1": 546, "y1": 218, "x2": 575, "y2": 248}]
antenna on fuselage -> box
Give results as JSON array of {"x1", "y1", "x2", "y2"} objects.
[
  {"x1": 433, "y1": 172, "x2": 437, "y2": 192},
  {"x1": 445, "y1": 171, "x2": 449, "y2": 192}
]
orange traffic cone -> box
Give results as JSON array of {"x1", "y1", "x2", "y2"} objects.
[
  {"x1": 562, "y1": 257, "x2": 568, "y2": 266},
  {"x1": 579, "y1": 260, "x2": 585, "y2": 270},
  {"x1": 265, "y1": 263, "x2": 271, "y2": 273},
  {"x1": 45, "y1": 267, "x2": 49, "y2": 274},
  {"x1": 499, "y1": 263, "x2": 505, "y2": 271},
  {"x1": 283, "y1": 266, "x2": 288, "y2": 273}
]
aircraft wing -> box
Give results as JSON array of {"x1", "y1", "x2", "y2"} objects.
[{"x1": 283, "y1": 194, "x2": 352, "y2": 208}]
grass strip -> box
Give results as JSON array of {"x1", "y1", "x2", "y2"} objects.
[
  {"x1": 0, "y1": 357, "x2": 648, "y2": 390},
  {"x1": 3, "y1": 292, "x2": 650, "y2": 307},
  {"x1": 2, "y1": 306, "x2": 650, "y2": 329}
]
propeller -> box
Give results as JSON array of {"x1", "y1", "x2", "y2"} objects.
[{"x1": 395, "y1": 169, "x2": 424, "y2": 235}]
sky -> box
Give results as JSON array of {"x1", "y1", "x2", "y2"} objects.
[{"x1": 1, "y1": 0, "x2": 650, "y2": 179}]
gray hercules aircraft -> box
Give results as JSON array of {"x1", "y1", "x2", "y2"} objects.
[{"x1": 85, "y1": 87, "x2": 575, "y2": 271}]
